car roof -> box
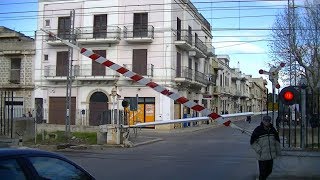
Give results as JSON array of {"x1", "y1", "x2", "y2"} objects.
[{"x1": 0, "y1": 148, "x2": 62, "y2": 158}]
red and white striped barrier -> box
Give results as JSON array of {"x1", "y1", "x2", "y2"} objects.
[{"x1": 41, "y1": 29, "x2": 249, "y2": 132}]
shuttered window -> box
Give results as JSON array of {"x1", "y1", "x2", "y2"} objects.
[
  {"x1": 132, "y1": 49, "x2": 147, "y2": 75},
  {"x1": 56, "y1": 51, "x2": 68, "y2": 76},
  {"x1": 92, "y1": 50, "x2": 106, "y2": 76},
  {"x1": 58, "y1": 16, "x2": 70, "y2": 39},
  {"x1": 133, "y1": 13, "x2": 148, "y2": 37},
  {"x1": 93, "y1": 14, "x2": 107, "y2": 38},
  {"x1": 176, "y1": 52, "x2": 181, "y2": 77}
]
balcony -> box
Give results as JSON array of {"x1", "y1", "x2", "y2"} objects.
[
  {"x1": 193, "y1": 37, "x2": 207, "y2": 58},
  {"x1": 194, "y1": 70, "x2": 208, "y2": 85},
  {"x1": 231, "y1": 89, "x2": 242, "y2": 97},
  {"x1": 74, "y1": 65, "x2": 120, "y2": 81},
  {"x1": 207, "y1": 74, "x2": 216, "y2": 85},
  {"x1": 76, "y1": 26, "x2": 121, "y2": 45},
  {"x1": 123, "y1": 64, "x2": 154, "y2": 78},
  {"x1": 174, "y1": 30, "x2": 193, "y2": 51},
  {"x1": 212, "y1": 86, "x2": 222, "y2": 94},
  {"x1": 206, "y1": 44, "x2": 215, "y2": 57},
  {"x1": 124, "y1": 25, "x2": 154, "y2": 43},
  {"x1": 175, "y1": 66, "x2": 193, "y2": 83},
  {"x1": 43, "y1": 65, "x2": 120, "y2": 81},
  {"x1": 44, "y1": 65, "x2": 71, "y2": 81},
  {"x1": 46, "y1": 30, "x2": 72, "y2": 46}
]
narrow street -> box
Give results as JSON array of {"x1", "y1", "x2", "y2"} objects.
[{"x1": 61, "y1": 115, "x2": 266, "y2": 180}]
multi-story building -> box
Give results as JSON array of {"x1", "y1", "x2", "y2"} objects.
[
  {"x1": 230, "y1": 66, "x2": 251, "y2": 113},
  {"x1": 213, "y1": 55, "x2": 268, "y2": 114},
  {"x1": 213, "y1": 55, "x2": 234, "y2": 114},
  {"x1": 0, "y1": 26, "x2": 35, "y2": 118},
  {"x1": 35, "y1": 0, "x2": 215, "y2": 129},
  {"x1": 250, "y1": 78, "x2": 268, "y2": 112}
]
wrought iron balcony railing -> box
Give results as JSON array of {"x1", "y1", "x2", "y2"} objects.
[{"x1": 124, "y1": 25, "x2": 154, "y2": 39}]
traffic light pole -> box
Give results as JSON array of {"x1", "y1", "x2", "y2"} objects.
[{"x1": 301, "y1": 87, "x2": 306, "y2": 149}]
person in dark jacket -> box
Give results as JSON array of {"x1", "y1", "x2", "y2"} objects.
[{"x1": 250, "y1": 115, "x2": 281, "y2": 180}]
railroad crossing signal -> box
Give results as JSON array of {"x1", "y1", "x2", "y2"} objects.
[
  {"x1": 279, "y1": 86, "x2": 299, "y2": 105},
  {"x1": 259, "y1": 62, "x2": 285, "y2": 89}
]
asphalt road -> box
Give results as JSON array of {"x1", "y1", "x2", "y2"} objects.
[{"x1": 61, "y1": 115, "x2": 265, "y2": 180}]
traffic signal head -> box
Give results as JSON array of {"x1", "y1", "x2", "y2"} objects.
[
  {"x1": 121, "y1": 100, "x2": 129, "y2": 108},
  {"x1": 279, "y1": 86, "x2": 299, "y2": 105}
]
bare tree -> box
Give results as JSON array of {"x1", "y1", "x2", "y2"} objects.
[{"x1": 269, "y1": 0, "x2": 320, "y2": 90}]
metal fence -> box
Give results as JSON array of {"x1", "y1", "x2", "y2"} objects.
[
  {"x1": 0, "y1": 91, "x2": 15, "y2": 138},
  {"x1": 277, "y1": 86, "x2": 320, "y2": 150}
]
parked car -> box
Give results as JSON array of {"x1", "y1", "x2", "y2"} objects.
[{"x1": 0, "y1": 148, "x2": 95, "y2": 180}]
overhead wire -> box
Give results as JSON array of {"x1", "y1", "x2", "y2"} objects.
[{"x1": 0, "y1": 0, "x2": 303, "y2": 62}]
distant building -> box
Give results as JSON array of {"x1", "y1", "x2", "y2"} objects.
[{"x1": 0, "y1": 26, "x2": 35, "y2": 117}]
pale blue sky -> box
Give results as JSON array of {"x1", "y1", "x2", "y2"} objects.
[{"x1": 0, "y1": 0, "x2": 301, "y2": 90}]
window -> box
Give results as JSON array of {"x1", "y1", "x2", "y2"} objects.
[
  {"x1": 93, "y1": 14, "x2": 107, "y2": 38},
  {"x1": 45, "y1": 19, "x2": 50, "y2": 27},
  {"x1": 58, "y1": 16, "x2": 71, "y2": 39},
  {"x1": 0, "y1": 159, "x2": 26, "y2": 180},
  {"x1": 195, "y1": 33, "x2": 198, "y2": 45},
  {"x1": 133, "y1": 13, "x2": 148, "y2": 37},
  {"x1": 10, "y1": 58, "x2": 21, "y2": 84},
  {"x1": 44, "y1": 54, "x2": 49, "y2": 61},
  {"x1": 195, "y1": 62, "x2": 198, "y2": 72},
  {"x1": 29, "y1": 157, "x2": 91, "y2": 180},
  {"x1": 188, "y1": 26, "x2": 192, "y2": 44},
  {"x1": 92, "y1": 50, "x2": 106, "y2": 76},
  {"x1": 176, "y1": 52, "x2": 181, "y2": 77},
  {"x1": 132, "y1": 49, "x2": 147, "y2": 75},
  {"x1": 177, "y1": 17, "x2": 181, "y2": 40},
  {"x1": 56, "y1": 51, "x2": 68, "y2": 76},
  {"x1": 188, "y1": 58, "x2": 192, "y2": 69}
]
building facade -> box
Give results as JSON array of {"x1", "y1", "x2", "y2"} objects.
[
  {"x1": 213, "y1": 55, "x2": 268, "y2": 114},
  {"x1": 0, "y1": 26, "x2": 35, "y2": 118},
  {"x1": 35, "y1": 0, "x2": 216, "y2": 128}
]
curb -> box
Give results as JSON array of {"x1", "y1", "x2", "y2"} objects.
[{"x1": 132, "y1": 138, "x2": 163, "y2": 147}]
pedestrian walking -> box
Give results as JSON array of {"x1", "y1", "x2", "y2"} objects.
[{"x1": 250, "y1": 115, "x2": 281, "y2": 180}]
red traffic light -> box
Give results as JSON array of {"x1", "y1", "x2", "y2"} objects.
[
  {"x1": 283, "y1": 91, "x2": 294, "y2": 101},
  {"x1": 279, "y1": 86, "x2": 299, "y2": 105}
]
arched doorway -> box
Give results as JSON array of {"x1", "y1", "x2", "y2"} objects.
[{"x1": 89, "y1": 92, "x2": 108, "y2": 126}]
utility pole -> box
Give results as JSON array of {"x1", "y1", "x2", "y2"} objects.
[{"x1": 65, "y1": 9, "x2": 76, "y2": 138}]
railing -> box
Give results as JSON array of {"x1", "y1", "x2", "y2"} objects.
[
  {"x1": 278, "y1": 87, "x2": 320, "y2": 150},
  {"x1": 195, "y1": 36, "x2": 207, "y2": 53},
  {"x1": 176, "y1": 66, "x2": 193, "y2": 80},
  {"x1": 76, "y1": 26, "x2": 121, "y2": 40},
  {"x1": 176, "y1": 30, "x2": 193, "y2": 45},
  {"x1": 123, "y1": 64, "x2": 154, "y2": 77},
  {"x1": 9, "y1": 69, "x2": 20, "y2": 84},
  {"x1": 194, "y1": 70, "x2": 208, "y2": 84},
  {"x1": 124, "y1": 25, "x2": 154, "y2": 39},
  {"x1": 44, "y1": 65, "x2": 73, "y2": 77},
  {"x1": 207, "y1": 44, "x2": 215, "y2": 56},
  {"x1": 73, "y1": 64, "x2": 119, "y2": 77}
]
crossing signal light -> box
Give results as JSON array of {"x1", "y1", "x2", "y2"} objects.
[{"x1": 279, "y1": 86, "x2": 299, "y2": 105}]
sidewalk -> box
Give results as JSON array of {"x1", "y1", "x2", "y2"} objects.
[{"x1": 268, "y1": 150, "x2": 320, "y2": 179}]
